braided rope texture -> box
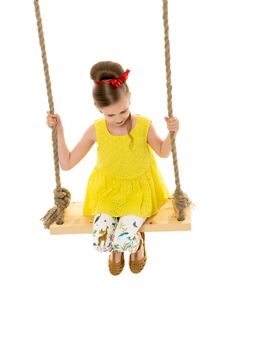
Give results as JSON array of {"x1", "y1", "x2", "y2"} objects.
[
  {"x1": 33, "y1": 0, "x2": 71, "y2": 228},
  {"x1": 162, "y1": 0, "x2": 193, "y2": 220}
]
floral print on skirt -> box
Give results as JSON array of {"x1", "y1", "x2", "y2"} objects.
[{"x1": 92, "y1": 213, "x2": 146, "y2": 253}]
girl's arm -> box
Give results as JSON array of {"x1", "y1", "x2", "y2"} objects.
[
  {"x1": 147, "y1": 123, "x2": 167, "y2": 157},
  {"x1": 162, "y1": 116, "x2": 179, "y2": 157},
  {"x1": 160, "y1": 132, "x2": 172, "y2": 158},
  {"x1": 147, "y1": 116, "x2": 179, "y2": 158},
  {"x1": 56, "y1": 123, "x2": 70, "y2": 170},
  {"x1": 57, "y1": 123, "x2": 95, "y2": 170},
  {"x1": 46, "y1": 113, "x2": 95, "y2": 170},
  {"x1": 67, "y1": 125, "x2": 95, "y2": 170}
]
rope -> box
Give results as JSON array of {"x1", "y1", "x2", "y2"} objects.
[
  {"x1": 162, "y1": 0, "x2": 193, "y2": 220},
  {"x1": 33, "y1": 0, "x2": 71, "y2": 229}
]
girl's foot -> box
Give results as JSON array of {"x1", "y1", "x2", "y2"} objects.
[
  {"x1": 108, "y1": 251, "x2": 125, "y2": 276},
  {"x1": 109, "y1": 251, "x2": 122, "y2": 263},
  {"x1": 130, "y1": 232, "x2": 144, "y2": 261},
  {"x1": 129, "y1": 232, "x2": 147, "y2": 273}
]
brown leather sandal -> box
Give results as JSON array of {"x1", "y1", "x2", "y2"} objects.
[
  {"x1": 129, "y1": 232, "x2": 147, "y2": 273},
  {"x1": 108, "y1": 251, "x2": 125, "y2": 276}
]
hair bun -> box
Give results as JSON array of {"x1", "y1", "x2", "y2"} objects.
[{"x1": 90, "y1": 61, "x2": 125, "y2": 82}]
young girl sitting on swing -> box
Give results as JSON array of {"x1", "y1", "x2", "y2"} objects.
[{"x1": 46, "y1": 61, "x2": 179, "y2": 276}]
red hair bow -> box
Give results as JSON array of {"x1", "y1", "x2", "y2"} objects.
[{"x1": 95, "y1": 69, "x2": 130, "y2": 88}]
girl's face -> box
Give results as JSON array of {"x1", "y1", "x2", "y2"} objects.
[{"x1": 99, "y1": 93, "x2": 131, "y2": 127}]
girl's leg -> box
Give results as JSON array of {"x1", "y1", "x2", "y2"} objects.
[
  {"x1": 92, "y1": 213, "x2": 119, "y2": 252},
  {"x1": 112, "y1": 215, "x2": 146, "y2": 253}
]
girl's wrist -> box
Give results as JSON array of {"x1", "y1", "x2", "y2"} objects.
[{"x1": 57, "y1": 122, "x2": 63, "y2": 133}]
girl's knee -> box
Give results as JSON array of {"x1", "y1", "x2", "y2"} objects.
[
  {"x1": 92, "y1": 241, "x2": 112, "y2": 252},
  {"x1": 112, "y1": 229, "x2": 140, "y2": 252}
]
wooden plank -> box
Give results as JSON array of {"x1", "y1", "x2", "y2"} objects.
[{"x1": 49, "y1": 198, "x2": 191, "y2": 234}]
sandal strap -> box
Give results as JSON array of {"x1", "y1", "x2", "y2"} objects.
[
  {"x1": 134, "y1": 238, "x2": 142, "y2": 259},
  {"x1": 130, "y1": 232, "x2": 146, "y2": 262},
  {"x1": 109, "y1": 252, "x2": 125, "y2": 275}
]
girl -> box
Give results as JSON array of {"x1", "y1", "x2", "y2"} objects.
[{"x1": 46, "y1": 61, "x2": 179, "y2": 276}]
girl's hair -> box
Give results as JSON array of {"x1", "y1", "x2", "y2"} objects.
[{"x1": 90, "y1": 61, "x2": 134, "y2": 150}]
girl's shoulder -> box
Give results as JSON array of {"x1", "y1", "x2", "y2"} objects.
[
  {"x1": 138, "y1": 115, "x2": 153, "y2": 133},
  {"x1": 88, "y1": 116, "x2": 107, "y2": 142},
  {"x1": 83, "y1": 122, "x2": 97, "y2": 142},
  {"x1": 136, "y1": 114, "x2": 152, "y2": 126},
  {"x1": 85, "y1": 117, "x2": 104, "y2": 143}
]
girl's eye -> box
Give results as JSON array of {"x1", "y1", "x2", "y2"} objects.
[{"x1": 107, "y1": 109, "x2": 128, "y2": 117}]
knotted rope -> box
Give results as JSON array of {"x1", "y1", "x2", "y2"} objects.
[
  {"x1": 162, "y1": 0, "x2": 194, "y2": 220},
  {"x1": 33, "y1": 0, "x2": 71, "y2": 228}
]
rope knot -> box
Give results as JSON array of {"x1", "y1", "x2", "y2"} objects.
[
  {"x1": 54, "y1": 187, "x2": 71, "y2": 209},
  {"x1": 40, "y1": 187, "x2": 72, "y2": 229},
  {"x1": 169, "y1": 189, "x2": 194, "y2": 221}
]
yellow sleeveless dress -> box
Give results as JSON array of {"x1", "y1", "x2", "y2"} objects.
[{"x1": 83, "y1": 115, "x2": 171, "y2": 218}]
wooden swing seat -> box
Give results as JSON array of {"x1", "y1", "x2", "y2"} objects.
[{"x1": 49, "y1": 198, "x2": 191, "y2": 234}]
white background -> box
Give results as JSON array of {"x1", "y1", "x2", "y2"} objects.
[{"x1": 0, "y1": 0, "x2": 263, "y2": 349}]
